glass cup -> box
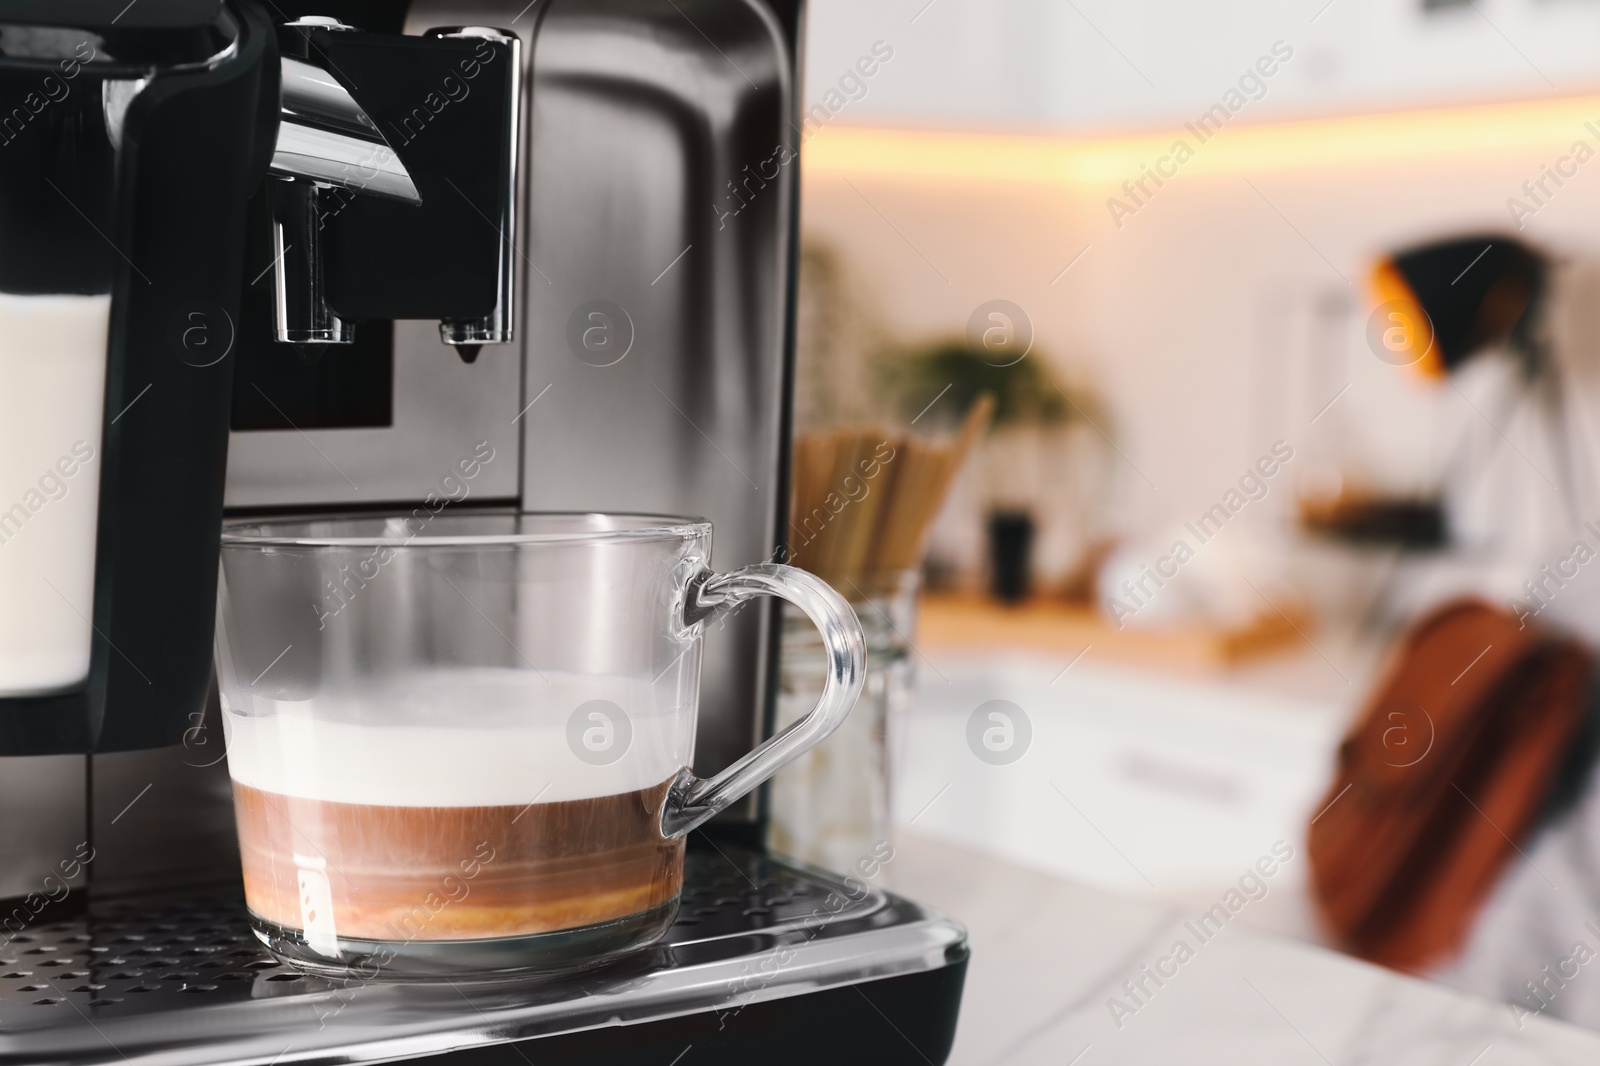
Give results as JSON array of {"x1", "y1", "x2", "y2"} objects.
[{"x1": 214, "y1": 512, "x2": 865, "y2": 979}]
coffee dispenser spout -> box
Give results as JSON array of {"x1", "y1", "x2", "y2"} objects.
[
  {"x1": 261, "y1": 18, "x2": 521, "y2": 350},
  {"x1": 271, "y1": 56, "x2": 422, "y2": 205},
  {"x1": 266, "y1": 19, "x2": 418, "y2": 344},
  {"x1": 432, "y1": 26, "x2": 522, "y2": 350}
]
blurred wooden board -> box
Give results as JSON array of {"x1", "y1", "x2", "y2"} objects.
[{"x1": 917, "y1": 594, "x2": 1305, "y2": 673}]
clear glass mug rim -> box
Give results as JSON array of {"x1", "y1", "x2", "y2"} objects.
[{"x1": 220, "y1": 510, "x2": 714, "y2": 549}]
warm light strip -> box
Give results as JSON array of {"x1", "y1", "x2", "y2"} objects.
[{"x1": 803, "y1": 94, "x2": 1600, "y2": 185}]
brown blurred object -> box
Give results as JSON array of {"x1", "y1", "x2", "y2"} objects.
[
  {"x1": 918, "y1": 594, "x2": 1305, "y2": 673},
  {"x1": 1307, "y1": 600, "x2": 1592, "y2": 971},
  {"x1": 789, "y1": 395, "x2": 995, "y2": 589},
  {"x1": 1299, "y1": 490, "x2": 1446, "y2": 550}
]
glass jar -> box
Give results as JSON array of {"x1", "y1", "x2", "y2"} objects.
[{"x1": 769, "y1": 570, "x2": 919, "y2": 872}]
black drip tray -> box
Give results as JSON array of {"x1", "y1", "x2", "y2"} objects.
[{"x1": 0, "y1": 848, "x2": 967, "y2": 1066}]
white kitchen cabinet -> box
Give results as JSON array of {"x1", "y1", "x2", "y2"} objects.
[
  {"x1": 891, "y1": 649, "x2": 1360, "y2": 899},
  {"x1": 804, "y1": 0, "x2": 1600, "y2": 132}
]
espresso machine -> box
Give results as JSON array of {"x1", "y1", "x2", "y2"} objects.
[{"x1": 0, "y1": 2, "x2": 968, "y2": 1062}]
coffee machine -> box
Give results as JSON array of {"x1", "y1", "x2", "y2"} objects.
[{"x1": 0, "y1": 2, "x2": 967, "y2": 1063}]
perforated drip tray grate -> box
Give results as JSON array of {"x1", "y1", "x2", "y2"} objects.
[
  {"x1": 0, "y1": 897, "x2": 300, "y2": 1012},
  {"x1": 0, "y1": 857, "x2": 834, "y2": 1012},
  {"x1": 0, "y1": 848, "x2": 967, "y2": 1066}
]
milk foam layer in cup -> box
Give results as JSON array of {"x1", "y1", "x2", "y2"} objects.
[
  {"x1": 0, "y1": 292, "x2": 109, "y2": 695},
  {"x1": 222, "y1": 668, "x2": 694, "y2": 806}
]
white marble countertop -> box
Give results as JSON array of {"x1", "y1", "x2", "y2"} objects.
[{"x1": 885, "y1": 831, "x2": 1600, "y2": 1065}]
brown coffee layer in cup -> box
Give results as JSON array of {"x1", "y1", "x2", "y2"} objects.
[{"x1": 232, "y1": 778, "x2": 682, "y2": 941}]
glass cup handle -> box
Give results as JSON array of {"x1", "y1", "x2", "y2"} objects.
[{"x1": 660, "y1": 563, "x2": 867, "y2": 839}]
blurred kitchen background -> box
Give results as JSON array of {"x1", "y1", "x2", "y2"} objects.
[{"x1": 777, "y1": 0, "x2": 1600, "y2": 1051}]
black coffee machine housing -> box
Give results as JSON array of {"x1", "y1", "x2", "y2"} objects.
[
  {"x1": 0, "y1": 0, "x2": 274, "y2": 756},
  {"x1": 0, "y1": 2, "x2": 520, "y2": 756},
  {"x1": 0, "y1": 2, "x2": 968, "y2": 1063}
]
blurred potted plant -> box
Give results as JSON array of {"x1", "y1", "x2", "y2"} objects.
[{"x1": 879, "y1": 340, "x2": 1110, "y2": 603}]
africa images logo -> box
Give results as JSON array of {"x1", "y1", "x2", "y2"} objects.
[
  {"x1": 967, "y1": 700, "x2": 1032, "y2": 765},
  {"x1": 567, "y1": 700, "x2": 632, "y2": 765}
]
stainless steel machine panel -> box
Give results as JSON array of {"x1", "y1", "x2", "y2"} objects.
[
  {"x1": 223, "y1": 320, "x2": 522, "y2": 508},
  {"x1": 0, "y1": 756, "x2": 85, "y2": 902},
  {"x1": 512, "y1": 0, "x2": 798, "y2": 796}
]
